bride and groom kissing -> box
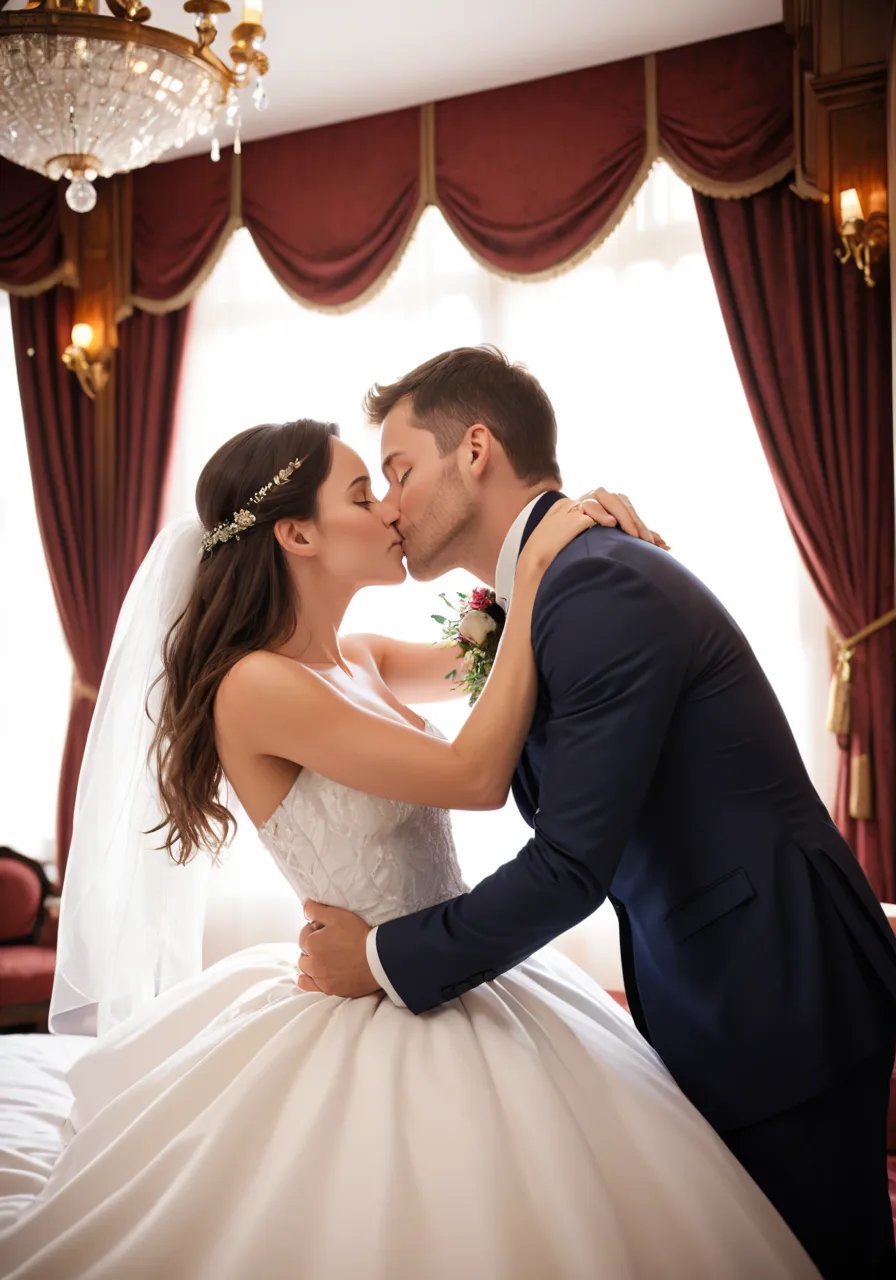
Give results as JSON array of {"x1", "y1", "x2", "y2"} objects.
[
  {"x1": 8, "y1": 345, "x2": 895, "y2": 1280},
  {"x1": 296, "y1": 345, "x2": 896, "y2": 1278}
]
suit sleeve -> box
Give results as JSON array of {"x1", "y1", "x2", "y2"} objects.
[{"x1": 375, "y1": 553, "x2": 693, "y2": 1013}]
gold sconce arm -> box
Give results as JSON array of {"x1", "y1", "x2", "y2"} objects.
[
  {"x1": 836, "y1": 208, "x2": 889, "y2": 288},
  {"x1": 61, "y1": 324, "x2": 111, "y2": 398}
]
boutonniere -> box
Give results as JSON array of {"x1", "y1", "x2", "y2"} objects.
[{"x1": 432, "y1": 586, "x2": 506, "y2": 706}]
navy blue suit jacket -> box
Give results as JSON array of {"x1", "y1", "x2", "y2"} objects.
[{"x1": 376, "y1": 493, "x2": 896, "y2": 1130}]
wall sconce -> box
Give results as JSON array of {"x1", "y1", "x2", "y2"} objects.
[
  {"x1": 835, "y1": 186, "x2": 889, "y2": 286},
  {"x1": 62, "y1": 322, "x2": 110, "y2": 399}
]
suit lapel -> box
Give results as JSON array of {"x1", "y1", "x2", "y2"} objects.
[
  {"x1": 512, "y1": 491, "x2": 567, "y2": 821},
  {"x1": 518, "y1": 490, "x2": 566, "y2": 554}
]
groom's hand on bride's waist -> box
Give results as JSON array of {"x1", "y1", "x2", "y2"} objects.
[{"x1": 296, "y1": 901, "x2": 381, "y2": 998}]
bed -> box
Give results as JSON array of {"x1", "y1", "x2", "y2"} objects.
[{"x1": 0, "y1": 1032, "x2": 90, "y2": 1228}]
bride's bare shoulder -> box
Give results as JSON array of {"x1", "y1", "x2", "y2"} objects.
[{"x1": 215, "y1": 650, "x2": 314, "y2": 723}]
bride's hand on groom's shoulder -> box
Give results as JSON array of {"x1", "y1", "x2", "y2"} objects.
[
  {"x1": 578, "y1": 488, "x2": 670, "y2": 550},
  {"x1": 517, "y1": 498, "x2": 608, "y2": 580}
]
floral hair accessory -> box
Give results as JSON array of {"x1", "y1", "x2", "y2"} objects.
[
  {"x1": 201, "y1": 455, "x2": 305, "y2": 555},
  {"x1": 432, "y1": 586, "x2": 506, "y2": 706}
]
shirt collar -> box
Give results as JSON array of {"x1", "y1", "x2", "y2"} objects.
[{"x1": 494, "y1": 493, "x2": 550, "y2": 608}]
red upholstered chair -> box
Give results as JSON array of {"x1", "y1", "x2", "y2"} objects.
[{"x1": 0, "y1": 847, "x2": 59, "y2": 1032}]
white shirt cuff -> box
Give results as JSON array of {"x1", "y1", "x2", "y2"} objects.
[{"x1": 366, "y1": 926, "x2": 407, "y2": 1008}]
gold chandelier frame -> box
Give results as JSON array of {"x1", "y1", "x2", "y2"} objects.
[{"x1": 0, "y1": 2, "x2": 268, "y2": 91}]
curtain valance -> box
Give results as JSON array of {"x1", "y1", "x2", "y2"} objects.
[{"x1": 0, "y1": 23, "x2": 793, "y2": 309}]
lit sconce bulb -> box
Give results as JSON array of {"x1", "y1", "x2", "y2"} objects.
[
  {"x1": 243, "y1": 2, "x2": 263, "y2": 23},
  {"x1": 71, "y1": 322, "x2": 94, "y2": 350},
  {"x1": 839, "y1": 188, "x2": 864, "y2": 224},
  {"x1": 63, "y1": 323, "x2": 108, "y2": 398}
]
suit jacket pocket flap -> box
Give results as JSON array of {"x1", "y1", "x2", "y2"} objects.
[{"x1": 664, "y1": 867, "x2": 756, "y2": 943}]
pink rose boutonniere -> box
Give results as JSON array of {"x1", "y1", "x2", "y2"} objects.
[{"x1": 432, "y1": 586, "x2": 506, "y2": 705}]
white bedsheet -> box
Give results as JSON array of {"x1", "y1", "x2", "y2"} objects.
[{"x1": 0, "y1": 1033, "x2": 90, "y2": 1228}]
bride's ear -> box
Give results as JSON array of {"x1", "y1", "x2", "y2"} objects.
[{"x1": 273, "y1": 517, "x2": 317, "y2": 559}]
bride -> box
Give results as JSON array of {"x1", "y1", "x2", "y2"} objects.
[{"x1": 0, "y1": 418, "x2": 817, "y2": 1279}]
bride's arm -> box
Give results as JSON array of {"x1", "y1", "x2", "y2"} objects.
[
  {"x1": 348, "y1": 634, "x2": 468, "y2": 704},
  {"x1": 218, "y1": 500, "x2": 598, "y2": 812},
  {"x1": 353, "y1": 488, "x2": 668, "y2": 706}
]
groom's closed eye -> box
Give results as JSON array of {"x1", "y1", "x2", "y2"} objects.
[{"x1": 381, "y1": 451, "x2": 409, "y2": 482}]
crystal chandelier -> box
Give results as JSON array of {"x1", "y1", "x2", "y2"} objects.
[{"x1": 0, "y1": 0, "x2": 269, "y2": 213}]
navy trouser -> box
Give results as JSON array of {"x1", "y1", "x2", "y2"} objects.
[{"x1": 722, "y1": 1040, "x2": 896, "y2": 1279}]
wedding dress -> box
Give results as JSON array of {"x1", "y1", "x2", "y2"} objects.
[{"x1": 0, "y1": 724, "x2": 818, "y2": 1279}]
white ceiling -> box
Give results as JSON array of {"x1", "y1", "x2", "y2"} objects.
[
  {"x1": 5, "y1": 1, "x2": 782, "y2": 155},
  {"x1": 148, "y1": 0, "x2": 782, "y2": 158}
]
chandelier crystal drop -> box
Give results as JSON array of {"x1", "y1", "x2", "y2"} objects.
[{"x1": 0, "y1": 2, "x2": 270, "y2": 213}]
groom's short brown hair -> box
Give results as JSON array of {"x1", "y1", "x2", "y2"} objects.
[{"x1": 364, "y1": 346, "x2": 562, "y2": 485}]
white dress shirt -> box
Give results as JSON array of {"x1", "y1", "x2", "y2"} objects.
[{"x1": 367, "y1": 493, "x2": 550, "y2": 1006}]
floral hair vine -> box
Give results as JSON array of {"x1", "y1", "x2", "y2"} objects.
[
  {"x1": 433, "y1": 586, "x2": 506, "y2": 705},
  {"x1": 201, "y1": 456, "x2": 305, "y2": 555}
]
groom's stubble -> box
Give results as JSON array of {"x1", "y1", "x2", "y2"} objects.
[{"x1": 401, "y1": 456, "x2": 479, "y2": 581}]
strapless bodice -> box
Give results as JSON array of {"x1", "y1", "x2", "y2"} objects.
[{"x1": 257, "y1": 720, "x2": 468, "y2": 926}]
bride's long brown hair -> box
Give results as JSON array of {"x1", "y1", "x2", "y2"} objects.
[{"x1": 148, "y1": 418, "x2": 339, "y2": 866}]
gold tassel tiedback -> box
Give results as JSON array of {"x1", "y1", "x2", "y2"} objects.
[
  {"x1": 824, "y1": 606, "x2": 896, "y2": 824},
  {"x1": 849, "y1": 753, "x2": 873, "y2": 820},
  {"x1": 825, "y1": 645, "x2": 853, "y2": 735}
]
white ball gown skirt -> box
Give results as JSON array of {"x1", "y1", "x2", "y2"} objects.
[{"x1": 0, "y1": 942, "x2": 818, "y2": 1279}]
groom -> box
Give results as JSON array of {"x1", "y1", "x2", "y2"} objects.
[{"x1": 299, "y1": 346, "x2": 896, "y2": 1278}]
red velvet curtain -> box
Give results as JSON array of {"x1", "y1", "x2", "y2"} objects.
[
  {"x1": 695, "y1": 182, "x2": 895, "y2": 899},
  {"x1": 130, "y1": 150, "x2": 237, "y2": 308},
  {"x1": 242, "y1": 109, "x2": 421, "y2": 307},
  {"x1": 106, "y1": 24, "x2": 793, "y2": 311},
  {"x1": 655, "y1": 26, "x2": 793, "y2": 187},
  {"x1": 434, "y1": 58, "x2": 647, "y2": 274},
  {"x1": 9, "y1": 290, "x2": 190, "y2": 878},
  {"x1": 0, "y1": 159, "x2": 64, "y2": 292},
  {"x1": 434, "y1": 25, "x2": 792, "y2": 275}
]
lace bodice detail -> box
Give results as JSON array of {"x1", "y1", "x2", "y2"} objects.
[{"x1": 257, "y1": 721, "x2": 468, "y2": 926}]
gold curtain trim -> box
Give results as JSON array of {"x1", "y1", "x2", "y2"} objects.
[
  {"x1": 0, "y1": 262, "x2": 68, "y2": 297},
  {"x1": 72, "y1": 674, "x2": 99, "y2": 703},
  {"x1": 645, "y1": 53, "x2": 659, "y2": 158},
  {"x1": 419, "y1": 101, "x2": 436, "y2": 205},
  {"x1": 124, "y1": 148, "x2": 244, "y2": 315},
  {"x1": 248, "y1": 202, "x2": 428, "y2": 316},
  {"x1": 659, "y1": 152, "x2": 795, "y2": 200}
]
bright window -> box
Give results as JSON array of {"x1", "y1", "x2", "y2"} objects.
[
  {"x1": 166, "y1": 162, "x2": 836, "y2": 893},
  {"x1": 0, "y1": 161, "x2": 836, "y2": 882},
  {"x1": 0, "y1": 297, "x2": 71, "y2": 865}
]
